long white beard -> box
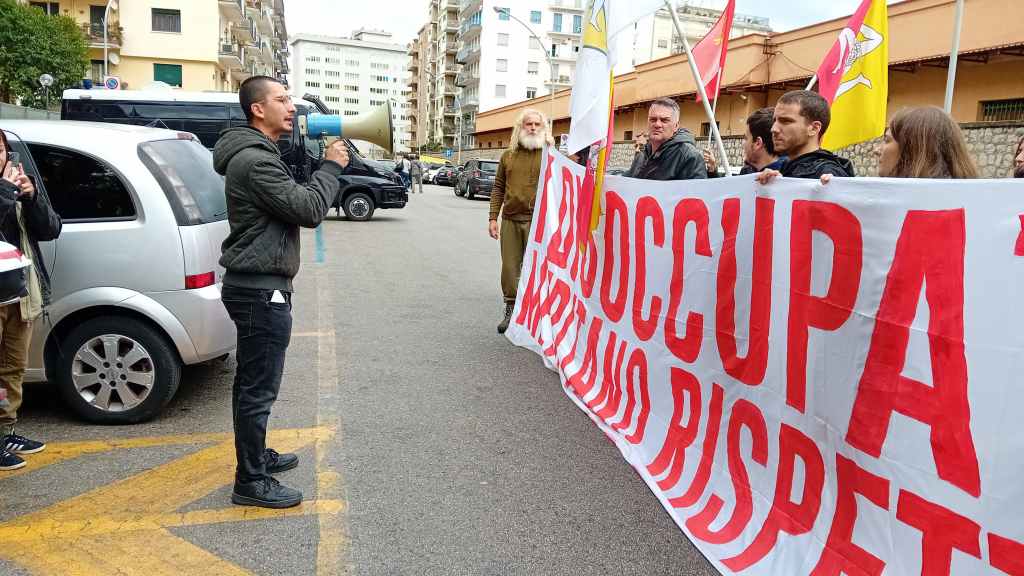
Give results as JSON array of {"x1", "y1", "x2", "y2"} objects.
[{"x1": 519, "y1": 132, "x2": 546, "y2": 150}]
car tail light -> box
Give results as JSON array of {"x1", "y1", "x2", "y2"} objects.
[{"x1": 186, "y1": 272, "x2": 215, "y2": 289}]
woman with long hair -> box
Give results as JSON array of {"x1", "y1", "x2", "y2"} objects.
[
  {"x1": 876, "y1": 106, "x2": 978, "y2": 179},
  {"x1": 1013, "y1": 135, "x2": 1023, "y2": 178}
]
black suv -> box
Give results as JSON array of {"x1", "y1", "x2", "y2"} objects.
[{"x1": 456, "y1": 159, "x2": 499, "y2": 199}]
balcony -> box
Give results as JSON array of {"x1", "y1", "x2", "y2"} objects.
[
  {"x1": 256, "y1": 7, "x2": 273, "y2": 35},
  {"x1": 551, "y1": 47, "x2": 577, "y2": 62},
  {"x1": 456, "y1": 44, "x2": 480, "y2": 64},
  {"x1": 455, "y1": 70, "x2": 478, "y2": 87},
  {"x1": 444, "y1": 106, "x2": 459, "y2": 117},
  {"x1": 443, "y1": 84, "x2": 458, "y2": 96},
  {"x1": 460, "y1": 0, "x2": 482, "y2": 17},
  {"x1": 550, "y1": 0, "x2": 585, "y2": 12},
  {"x1": 232, "y1": 18, "x2": 255, "y2": 44},
  {"x1": 219, "y1": 41, "x2": 243, "y2": 70},
  {"x1": 219, "y1": 0, "x2": 244, "y2": 24},
  {"x1": 445, "y1": 19, "x2": 459, "y2": 33},
  {"x1": 460, "y1": 95, "x2": 479, "y2": 110},
  {"x1": 550, "y1": 28, "x2": 581, "y2": 39},
  {"x1": 544, "y1": 76, "x2": 572, "y2": 89},
  {"x1": 80, "y1": 22, "x2": 122, "y2": 49},
  {"x1": 460, "y1": 20, "x2": 481, "y2": 40}
]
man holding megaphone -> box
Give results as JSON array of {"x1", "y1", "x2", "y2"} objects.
[{"x1": 213, "y1": 76, "x2": 349, "y2": 509}]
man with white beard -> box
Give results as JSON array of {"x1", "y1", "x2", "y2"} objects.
[{"x1": 488, "y1": 109, "x2": 552, "y2": 334}]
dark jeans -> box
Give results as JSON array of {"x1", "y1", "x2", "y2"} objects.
[{"x1": 221, "y1": 285, "x2": 292, "y2": 483}]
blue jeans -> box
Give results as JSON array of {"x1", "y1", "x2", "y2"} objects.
[{"x1": 221, "y1": 285, "x2": 292, "y2": 483}]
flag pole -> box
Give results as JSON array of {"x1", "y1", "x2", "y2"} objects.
[
  {"x1": 806, "y1": 75, "x2": 818, "y2": 91},
  {"x1": 665, "y1": 0, "x2": 732, "y2": 174},
  {"x1": 943, "y1": 0, "x2": 965, "y2": 113}
]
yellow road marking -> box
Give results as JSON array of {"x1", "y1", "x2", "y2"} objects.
[
  {"x1": 0, "y1": 427, "x2": 337, "y2": 575},
  {"x1": 315, "y1": 265, "x2": 350, "y2": 576}
]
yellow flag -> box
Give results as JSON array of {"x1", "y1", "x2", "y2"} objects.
[{"x1": 822, "y1": 0, "x2": 888, "y2": 152}]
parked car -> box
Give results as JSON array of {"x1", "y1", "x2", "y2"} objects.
[
  {"x1": 457, "y1": 159, "x2": 499, "y2": 199},
  {"x1": 434, "y1": 166, "x2": 457, "y2": 186},
  {"x1": 335, "y1": 155, "x2": 409, "y2": 221},
  {"x1": 0, "y1": 120, "x2": 236, "y2": 424},
  {"x1": 424, "y1": 164, "x2": 444, "y2": 184}
]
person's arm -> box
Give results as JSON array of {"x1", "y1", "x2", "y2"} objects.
[
  {"x1": 489, "y1": 156, "x2": 508, "y2": 221},
  {"x1": 249, "y1": 157, "x2": 344, "y2": 229},
  {"x1": 624, "y1": 150, "x2": 644, "y2": 178},
  {"x1": 19, "y1": 182, "x2": 61, "y2": 242}
]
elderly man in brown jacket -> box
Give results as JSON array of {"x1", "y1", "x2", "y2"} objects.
[{"x1": 488, "y1": 109, "x2": 552, "y2": 334}]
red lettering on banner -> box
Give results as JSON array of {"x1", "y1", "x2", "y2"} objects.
[
  {"x1": 533, "y1": 152, "x2": 556, "y2": 243},
  {"x1": 633, "y1": 196, "x2": 666, "y2": 341},
  {"x1": 565, "y1": 317, "x2": 604, "y2": 398},
  {"x1": 601, "y1": 191, "x2": 630, "y2": 322},
  {"x1": 668, "y1": 383, "x2": 724, "y2": 509},
  {"x1": 546, "y1": 294, "x2": 579, "y2": 358},
  {"x1": 647, "y1": 367, "x2": 702, "y2": 491},
  {"x1": 724, "y1": 423, "x2": 825, "y2": 572},
  {"x1": 896, "y1": 490, "x2": 981, "y2": 575},
  {"x1": 787, "y1": 201, "x2": 863, "y2": 413},
  {"x1": 588, "y1": 330, "x2": 628, "y2": 416},
  {"x1": 989, "y1": 533, "x2": 1024, "y2": 575},
  {"x1": 716, "y1": 197, "x2": 775, "y2": 385},
  {"x1": 537, "y1": 278, "x2": 572, "y2": 353},
  {"x1": 810, "y1": 454, "x2": 889, "y2": 576},
  {"x1": 1016, "y1": 215, "x2": 1024, "y2": 256},
  {"x1": 666, "y1": 199, "x2": 713, "y2": 363},
  {"x1": 546, "y1": 167, "x2": 576, "y2": 269},
  {"x1": 614, "y1": 348, "x2": 651, "y2": 444},
  {"x1": 685, "y1": 399, "x2": 768, "y2": 545},
  {"x1": 558, "y1": 300, "x2": 588, "y2": 373},
  {"x1": 846, "y1": 209, "x2": 980, "y2": 498},
  {"x1": 581, "y1": 232, "x2": 598, "y2": 298},
  {"x1": 515, "y1": 250, "x2": 548, "y2": 336}
]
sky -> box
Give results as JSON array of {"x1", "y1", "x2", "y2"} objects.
[{"x1": 283, "y1": 0, "x2": 900, "y2": 46}]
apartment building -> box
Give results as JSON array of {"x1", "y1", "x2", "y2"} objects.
[
  {"x1": 456, "y1": 0, "x2": 586, "y2": 148},
  {"x1": 629, "y1": 3, "x2": 772, "y2": 67},
  {"x1": 21, "y1": 0, "x2": 288, "y2": 92},
  {"x1": 406, "y1": 0, "x2": 461, "y2": 151},
  {"x1": 290, "y1": 30, "x2": 412, "y2": 156}
]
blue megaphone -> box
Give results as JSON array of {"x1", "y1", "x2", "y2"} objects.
[{"x1": 300, "y1": 102, "x2": 394, "y2": 153}]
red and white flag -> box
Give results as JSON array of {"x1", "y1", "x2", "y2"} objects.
[{"x1": 691, "y1": 0, "x2": 735, "y2": 104}]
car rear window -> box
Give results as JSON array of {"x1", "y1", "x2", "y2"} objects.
[
  {"x1": 138, "y1": 138, "x2": 227, "y2": 226},
  {"x1": 480, "y1": 161, "x2": 499, "y2": 173}
]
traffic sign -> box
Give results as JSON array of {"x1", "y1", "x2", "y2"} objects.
[
  {"x1": 104, "y1": 76, "x2": 121, "y2": 90},
  {"x1": 444, "y1": 148, "x2": 453, "y2": 158}
]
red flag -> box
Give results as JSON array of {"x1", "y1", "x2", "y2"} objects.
[
  {"x1": 692, "y1": 0, "x2": 736, "y2": 104},
  {"x1": 814, "y1": 0, "x2": 874, "y2": 104}
]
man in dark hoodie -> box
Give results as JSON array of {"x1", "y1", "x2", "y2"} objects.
[
  {"x1": 214, "y1": 76, "x2": 349, "y2": 509},
  {"x1": 758, "y1": 90, "x2": 854, "y2": 183},
  {"x1": 625, "y1": 98, "x2": 707, "y2": 181}
]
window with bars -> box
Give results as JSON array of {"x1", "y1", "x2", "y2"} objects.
[
  {"x1": 30, "y1": 2, "x2": 59, "y2": 15},
  {"x1": 700, "y1": 121, "x2": 721, "y2": 138},
  {"x1": 152, "y1": 8, "x2": 181, "y2": 33},
  {"x1": 980, "y1": 99, "x2": 1024, "y2": 122}
]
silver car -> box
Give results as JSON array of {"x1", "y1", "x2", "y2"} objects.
[{"x1": 0, "y1": 120, "x2": 235, "y2": 424}]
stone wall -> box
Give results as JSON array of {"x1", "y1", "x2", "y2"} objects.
[{"x1": 456, "y1": 122, "x2": 1023, "y2": 178}]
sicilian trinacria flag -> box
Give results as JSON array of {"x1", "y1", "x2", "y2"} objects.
[{"x1": 816, "y1": 0, "x2": 889, "y2": 151}]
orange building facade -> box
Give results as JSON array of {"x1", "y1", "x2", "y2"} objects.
[{"x1": 471, "y1": 0, "x2": 1024, "y2": 154}]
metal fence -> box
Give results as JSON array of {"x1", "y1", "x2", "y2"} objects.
[{"x1": 0, "y1": 103, "x2": 59, "y2": 120}]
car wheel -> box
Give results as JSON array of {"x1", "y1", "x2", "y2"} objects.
[
  {"x1": 56, "y1": 317, "x2": 181, "y2": 424},
  {"x1": 466, "y1": 183, "x2": 475, "y2": 200},
  {"x1": 343, "y1": 192, "x2": 375, "y2": 221}
]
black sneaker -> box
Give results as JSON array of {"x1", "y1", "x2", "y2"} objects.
[
  {"x1": 3, "y1": 432, "x2": 45, "y2": 455},
  {"x1": 497, "y1": 302, "x2": 514, "y2": 334},
  {"x1": 0, "y1": 448, "x2": 26, "y2": 471},
  {"x1": 265, "y1": 448, "x2": 298, "y2": 474},
  {"x1": 231, "y1": 476, "x2": 302, "y2": 509}
]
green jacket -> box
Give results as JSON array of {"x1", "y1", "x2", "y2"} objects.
[
  {"x1": 489, "y1": 147, "x2": 543, "y2": 222},
  {"x1": 213, "y1": 127, "x2": 343, "y2": 291}
]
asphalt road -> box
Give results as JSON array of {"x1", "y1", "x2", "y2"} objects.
[{"x1": 0, "y1": 184, "x2": 718, "y2": 576}]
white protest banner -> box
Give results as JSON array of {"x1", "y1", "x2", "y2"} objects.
[{"x1": 506, "y1": 149, "x2": 1024, "y2": 575}]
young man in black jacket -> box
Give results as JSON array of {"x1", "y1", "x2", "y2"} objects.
[
  {"x1": 758, "y1": 90, "x2": 855, "y2": 184},
  {"x1": 626, "y1": 98, "x2": 707, "y2": 181},
  {"x1": 214, "y1": 76, "x2": 349, "y2": 508}
]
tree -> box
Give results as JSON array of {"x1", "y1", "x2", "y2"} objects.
[{"x1": 0, "y1": 0, "x2": 88, "y2": 106}]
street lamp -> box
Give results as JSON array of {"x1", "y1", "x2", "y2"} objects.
[
  {"x1": 38, "y1": 74, "x2": 53, "y2": 110},
  {"x1": 493, "y1": 7, "x2": 558, "y2": 130},
  {"x1": 102, "y1": 0, "x2": 118, "y2": 78}
]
